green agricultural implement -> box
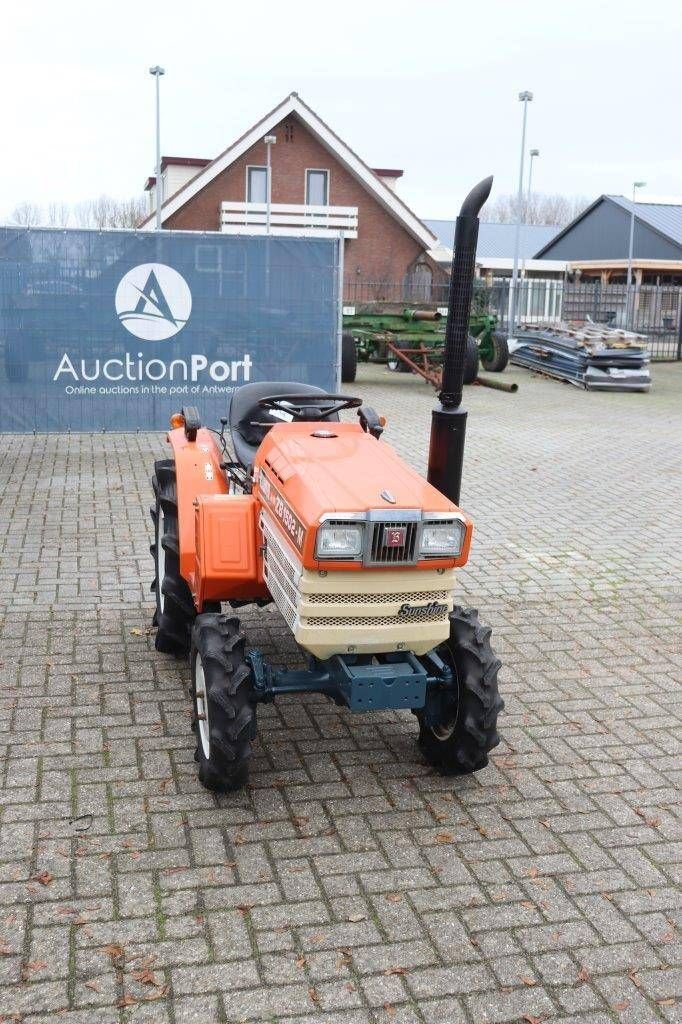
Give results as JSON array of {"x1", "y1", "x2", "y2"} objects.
[{"x1": 341, "y1": 306, "x2": 511, "y2": 389}]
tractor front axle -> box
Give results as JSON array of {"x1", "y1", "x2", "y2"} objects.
[{"x1": 246, "y1": 648, "x2": 452, "y2": 712}]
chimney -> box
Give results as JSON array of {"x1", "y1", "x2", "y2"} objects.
[
  {"x1": 144, "y1": 157, "x2": 212, "y2": 216},
  {"x1": 372, "y1": 168, "x2": 404, "y2": 193},
  {"x1": 143, "y1": 176, "x2": 157, "y2": 215}
]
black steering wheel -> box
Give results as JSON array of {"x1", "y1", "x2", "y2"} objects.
[{"x1": 257, "y1": 393, "x2": 362, "y2": 421}]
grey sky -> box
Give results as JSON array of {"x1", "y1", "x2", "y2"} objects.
[{"x1": 2, "y1": 0, "x2": 680, "y2": 223}]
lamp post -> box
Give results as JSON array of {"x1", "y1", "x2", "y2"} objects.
[
  {"x1": 149, "y1": 66, "x2": 165, "y2": 231},
  {"x1": 508, "y1": 90, "x2": 533, "y2": 335},
  {"x1": 521, "y1": 148, "x2": 539, "y2": 278},
  {"x1": 264, "y1": 135, "x2": 277, "y2": 235},
  {"x1": 626, "y1": 180, "x2": 646, "y2": 329},
  {"x1": 526, "y1": 148, "x2": 539, "y2": 216}
]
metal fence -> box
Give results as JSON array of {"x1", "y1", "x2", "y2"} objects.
[
  {"x1": 345, "y1": 277, "x2": 682, "y2": 361},
  {"x1": 486, "y1": 280, "x2": 682, "y2": 360},
  {"x1": 0, "y1": 229, "x2": 341, "y2": 432},
  {"x1": 344, "y1": 278, "x2": 451, "y2": 306}
]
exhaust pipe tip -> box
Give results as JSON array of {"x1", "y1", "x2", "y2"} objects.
[{"x1": 460, "y1": 175, "x2": 494, "y2": 218}]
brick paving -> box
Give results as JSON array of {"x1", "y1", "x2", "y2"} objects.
[{"x1": 0, "y1": 362, "x2": 680, "y2": 1024}]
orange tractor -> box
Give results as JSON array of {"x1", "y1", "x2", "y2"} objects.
[{"x1": 149, "y1": 178, "x2": 503, "y2": 791}]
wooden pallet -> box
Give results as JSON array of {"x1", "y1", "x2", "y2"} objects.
[{"x1": 518, "y1": 320, "x2": 647, "y2": 349}]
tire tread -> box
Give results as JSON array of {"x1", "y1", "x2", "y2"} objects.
[
  {"x1": 191, "y1": 613, "x2": 256, "y2": 792},
  {"x1": 417, "y1": 606, "x2": 503, "y2": 776},
  {"x1": 151, "y1": 459, "x2": 196, "y2": 656}
]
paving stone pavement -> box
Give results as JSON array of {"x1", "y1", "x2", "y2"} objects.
[{"x1": 0, "y1": 362, "x2": 680, "y2": 1024}]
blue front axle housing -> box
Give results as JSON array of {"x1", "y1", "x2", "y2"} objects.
[{"x1": 247, "y1": 648, "x2": 452, "y2": 713}]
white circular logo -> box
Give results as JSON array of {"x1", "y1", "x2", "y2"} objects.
[{"x1": 115, "y1": 263, "x2": 192, "y2": 341}]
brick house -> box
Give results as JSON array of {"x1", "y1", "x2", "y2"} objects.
[{"x1": 140, "y1": 93, "x2": 438, "y2": 293}]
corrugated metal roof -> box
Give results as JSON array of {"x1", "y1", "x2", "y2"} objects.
[
  {"x1": 607, "y1": 195, "x2": 682, "y2": 247},
  {"x1": 424, "y1": 219, "x2": 561, "y2": 259}
]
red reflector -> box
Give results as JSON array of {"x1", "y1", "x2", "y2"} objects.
[{"x1": 384, "y1": 526, "x2": 406, "y2": 548}]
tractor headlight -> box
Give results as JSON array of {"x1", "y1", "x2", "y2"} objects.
[
  {"x1": 420, "y1": 519, "x2": 466, "y2": 557},
  {"x1": 316, "y1": 523, "x2": 364, "y2": 559}
]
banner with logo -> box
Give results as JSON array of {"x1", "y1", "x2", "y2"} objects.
[{"x1": 0, "y1": 228, "x2": 340, "y2": 431}]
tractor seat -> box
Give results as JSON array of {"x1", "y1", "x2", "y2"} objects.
[{"x1": 228, "y1": 381, "x2": 339, "y2": 468}]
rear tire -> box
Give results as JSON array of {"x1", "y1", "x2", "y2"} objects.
[
  {"x1": 341, "y1": 333, "x2": 357, "y2": 383},
  {"x1": 463, "y1": 335, "x2": 480, "y2": 385},
  {"x1": 150, "y1": 459, "x2": 197, "y2": 657},
  {"x1": 191, "y1": 613, "x2": 257, "y2": 791},
  {"x1": 417, "y1": 606, "x2": 503, "y2": 775},
  {"x1": 481, "y1": 332, "x2": 509, "y2": 372}
]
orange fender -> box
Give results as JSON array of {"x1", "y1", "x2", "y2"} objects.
[
  {"x1": 167, "y1": 427, "x2": 229, "y2": 590},
  {"x1": 194, "y1": 494, "x2": 268, "y2": 608}
]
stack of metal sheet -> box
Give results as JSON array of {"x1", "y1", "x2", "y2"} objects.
[{"x1": 508, "y1": 322, "x2": 651, "y2": 392}]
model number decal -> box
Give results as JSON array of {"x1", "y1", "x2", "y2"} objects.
[{"x1": 259, "y1": 470, "x2": 305, "y2": 552}]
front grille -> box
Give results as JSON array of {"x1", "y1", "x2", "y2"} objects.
[
  {"x1": 266, "y1": 550, "x2": 299, "y2": 611},
  {"x1": 306, "y1": 607, "x2": 448, "y2": 628},
  {"x1": 308, "y1": 589, "x2": 450, "y2": 605},
  {"x1": 261, "y1": 512, "x2": 300, "y2": 631},
  {"x1": 368, "y1": 521, "x2": 418, "y2": 564}
]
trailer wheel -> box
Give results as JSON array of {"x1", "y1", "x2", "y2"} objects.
[
  {"x1": 191, "y1": 613, "x2": 257, "y2": 792},
  {"x1": 463, "y1": 335, "x2": 480, "y2": 385},
  {"x1": 369, "y1": 339, "x2": 388, "y2": 363},
  {"x1": 150, "y1": 459, "x2": 198, "y2": 656},
  {"x1": 387, "y1": 345, "x2": 411, "y2": 373},
  {"x1": 341, "y1": 333, "x2": 358, "y2": 383},
  {"x1": 481, "y1": 332, "x2": 509, "y2": 372},
  {"x1": 417, "y1": 606, "x2": 503, "y2": 775}
]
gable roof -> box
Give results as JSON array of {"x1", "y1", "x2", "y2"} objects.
[
  {"x1": 425, "y1": 219, "x2": 561, "y2": 259},
  {"x1": 139, "y1": 93, "x2": 437, "y2": 247},
  {"x1": 607, "y1": 195, "x2": 682, "y2": 247},
  {"x1": 534, "y1": 195, "x2": 682, "y2": 257}
]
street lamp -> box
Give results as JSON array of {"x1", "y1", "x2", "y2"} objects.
[
  {"x1": 626, "y1": 180, "x2": 646, "y2": 329},
  {"x1": 264, "y1": 135, "x2": 277, "y2": 235},
  {"x1": 521, "y1": 149, "x2": 540, "y2": 277},
  {"x1": 509, "y1": 91, "x2": 533, "y2": 335},
  {"x1": 149, "y1": 66, "x2": 165, "y2": 231},
  {"x1": 526, "y1": 148, "x2": 540, "y2": 216}
]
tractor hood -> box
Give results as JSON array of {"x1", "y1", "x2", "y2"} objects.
[{"x1": 253, "y1": 421, "x2": 470, "y2": 570}]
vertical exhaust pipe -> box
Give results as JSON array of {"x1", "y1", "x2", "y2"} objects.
[{"x1": 427, "y1": 176, "x2": 493, "y2": 505}]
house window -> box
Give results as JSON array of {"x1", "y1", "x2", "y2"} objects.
[
  {"x1": 247, "y1": 166, "x2": 267, "y2": 203},
  {"x1": 306, "y1": 169, "x2": 329, "y2": 206}
]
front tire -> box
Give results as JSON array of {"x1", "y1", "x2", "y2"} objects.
[
  {"x1": 191, "y1": 613, "x2": 257, "y2": 791},
  {"x1": 150, "y1": 459, "x2": 197, "y2": 656},
  {"x1": 417, "y1": 607, "x2": 503, "y2": 775}
]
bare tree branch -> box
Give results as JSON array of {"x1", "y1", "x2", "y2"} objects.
[
  {"x1": 67, "y1": 195, "x2": 147, "y2": 229},
  {"x1": 10, "y1": 201, "x2": 44, "y2": 226},
  {"x1": 482, "y1": 192, "x2": 590, "y2": 227},
  {"x1": 46, "y1": 202, "x2": 71, "y2": 227}
]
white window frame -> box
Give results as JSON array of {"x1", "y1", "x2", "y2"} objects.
[
  {"x1": 305, "y1": 168, "x2": 330, "y2": 206},
  {"x1": 246, "y1": 165, "x2": 268, "y2": 203}
]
